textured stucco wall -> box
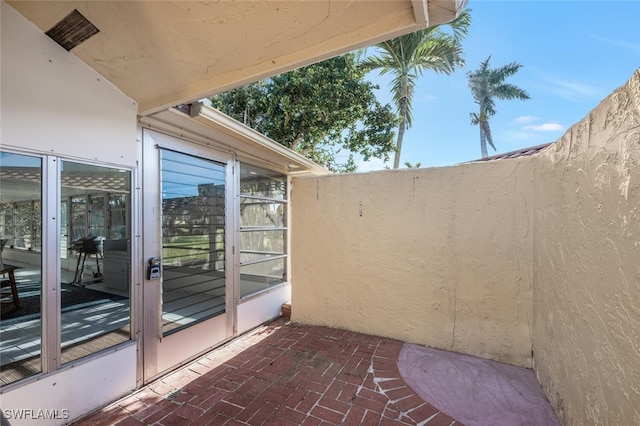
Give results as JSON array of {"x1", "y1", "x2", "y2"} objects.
[
  {"x1": 291, "y1": 69, "x2": 640, "y2": 424},
  {"x1": 291, "y1": 159, "x2": 534, "y2": 367},
  {"x1": 532, "y1": 69, "x2": 640, "y2": 425}
]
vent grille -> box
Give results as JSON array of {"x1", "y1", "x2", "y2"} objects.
[{"x1": 46, "y1": 9, "x2": 99, "y2": 51}]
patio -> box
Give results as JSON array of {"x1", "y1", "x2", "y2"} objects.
[
  {"x1": 74, "y1": 317, "x2": 557, "y2": 425},
  {"x1": 2, "y1": 0, "x2": 637, "y2": 422}
]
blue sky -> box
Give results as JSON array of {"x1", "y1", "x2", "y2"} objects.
[{"x1": 354, "y1": 0, "x2": 640, "y2": 171}]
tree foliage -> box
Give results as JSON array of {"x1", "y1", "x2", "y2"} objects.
[
  {"x1": 467, "y1": 56, "x2": 530, "y2": 158},
  {"x1": 360, "y1": 9, "x2": 471, "y2": 168},
  {"x1": 404, "y1": 162, "x2": 422, "y2": 168},
  {"x1": 209, "y1": 53, "x2": 397, "y2": 172}
]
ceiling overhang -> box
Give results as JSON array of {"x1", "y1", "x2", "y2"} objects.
[{"x1": 7, "y1": 0, "x2": 464, "y2": 116}]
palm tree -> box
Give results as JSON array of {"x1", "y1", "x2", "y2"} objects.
[
  {"x1": 467, "y1": 56, "x2": 530, "y2": 158},
  {"x1": 360, "y1": 10, "x2": 470, "y2": 168}
]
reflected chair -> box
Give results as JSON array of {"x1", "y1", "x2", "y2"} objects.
[
  {"x1": 0, "y1": 238, "x2": 6, "y2": 270},
  {"x1": 0, "y1": 238, "x2": 20, "y2": 310},
  {"x1": 1, "y1": 265, "x2": 20, "y2": 310}
]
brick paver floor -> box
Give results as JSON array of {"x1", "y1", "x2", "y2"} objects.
[{"x1": 74, "y1": 318, "x2": 460, "y2": 425}]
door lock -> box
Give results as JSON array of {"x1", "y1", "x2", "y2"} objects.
[{"x1": 147, "y1": 257, "x2": 161, "y2": 280}]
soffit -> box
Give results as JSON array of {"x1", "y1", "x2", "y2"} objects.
[
  {"x1": 7, "y1": 0, "x2": 460, "y2": 115},
  {"x1": 140, "y1": 105, "x2": 330, "y2": 176}
]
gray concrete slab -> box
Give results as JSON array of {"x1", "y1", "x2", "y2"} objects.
[{"x1": 398, "y1": 343, "x2": 560, "y2": 426}]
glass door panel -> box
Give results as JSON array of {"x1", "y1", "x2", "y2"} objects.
[
  {"x1": 160, "y1": 149, "x2": 226, "y2": 335},
  {"x1": 0, "y1": 152, "x2": 42, "y2": 386},
  {"x1": 60, "y1": 161, "x2": 131, "y2": 365}
]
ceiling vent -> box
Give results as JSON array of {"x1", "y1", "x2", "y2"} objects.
[{"x1": 46, "y1": 9, "x2": 99, "y2": 51}]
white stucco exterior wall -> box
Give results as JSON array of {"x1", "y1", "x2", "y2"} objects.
[
  {"x1": 291, "y1": 159, "x2": 534, "y2": 367},
  {"x1": 1, "y1": 2, "x2": 137, "y2": 167},
  {"x1": 1, "y1": 4, "x2": 138, "y2": 423},
  {"x1": 532, "y1": 69, "x2": 640, "y2": 425}
]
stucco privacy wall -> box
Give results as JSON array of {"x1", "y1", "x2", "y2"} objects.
[
  {"x1": 532, "y1": 69, "x2": 640, "y2": 425},
  {"x1": 291, "y1": 160, "x2": 534, "y2": 367}
]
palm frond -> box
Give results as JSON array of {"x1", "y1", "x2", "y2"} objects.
[
  {"x1": 359, "y1": 55, "x2": 398, "y2": 75},
  {"x1": 493, "y1": 83, "x2": 530, "y2": 101},
  {"x1": 448, "y1": 8, "x2": 472, "y2": 43},
  {"x1": 495, "y1": 62, "x2": 524, "y2": 79},
  {"x1": 413, "y1": 35, "x2": 465, "y2": 74}
]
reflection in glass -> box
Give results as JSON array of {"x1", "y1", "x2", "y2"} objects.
[
  {"x1": 239, "y1": 163, "x2": 288, "y2": 298},
  {"x1": 89, "y1": 196, "x2": 105, "y2": 237},
  {"x1": 240, "y1": 258, "x2": 286, "y2": 298},
  {"x1": 109, "y1": 194, "x2": 128, "y2": 239},
  {"x1": 239, "y1": 230, "x2": 285, "y2": 263},
  {"x1": 239, "y1": 163, "x2": 286, "y2": 199},
  {"x1": 0, "y1": 152, "x2": 42, "y2": 386},
  {"x1": 60, "y1": 161, "x2": 131, "y2": 365},
  {"x1": 160, "y1": 149, "x2": 226, "y2": 335},
  {"x1": 70, "y1": 196, "x2": 87, "y2": 242}
]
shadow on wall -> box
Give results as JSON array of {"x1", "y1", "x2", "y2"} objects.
[{"x1": 291, "y1": 68, "x2": 640, "y2": 426}]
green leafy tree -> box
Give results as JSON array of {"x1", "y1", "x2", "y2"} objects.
[
  {"x1": 360, "y1": 9, "x2": 470, "y2": 168},
  {"x1": 209, "y1": 53, "x2": 397, "y2": 173},
  {"x1": 467, "y1": 56, "x2": 530, "y2": 158}
]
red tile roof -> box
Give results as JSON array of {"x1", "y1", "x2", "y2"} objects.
[{"x1": 472, "y1": 142, "x2": 553, "y2": 162}]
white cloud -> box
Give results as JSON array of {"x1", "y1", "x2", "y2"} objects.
[
  {"x1": 548, "y1": 78, "x2": 605, "y2": 102},
  {"x1": 505, "y1": 130, "x2": 540, "y2": 141},
  {"x1": 420, "y1": 94, "x2": 437, "y2": 102},
  {"x1": 590, "y1": 35, "x2": 640, "y2": 54},
  {"x1": 514, "y1": 115, "x2": 538, "y2": 124},
  {"x1": 522, "y1": 123, "x2": 565, "y2": 132},
  {"x1": 533, "y1": 70, "x2": 607, "y2": 102}
]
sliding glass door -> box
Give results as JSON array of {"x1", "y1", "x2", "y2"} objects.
[
  {"x1": 0, "y1": 152, "x2": 42, "y2": 386},
  {"x1": 0, "y1": 152, "x2": 132, "y2": 387},
  {"x1": 59, "y1": 161, "x2": 131, "y2": 365}
]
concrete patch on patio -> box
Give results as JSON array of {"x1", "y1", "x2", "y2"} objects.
[{"x1": 398, "y1": 343, "x2": 560, "y2": 426}]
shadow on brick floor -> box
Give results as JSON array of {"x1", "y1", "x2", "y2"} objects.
[{"x1": 74, "y1": 318, "x2": 460, "y2": 425}]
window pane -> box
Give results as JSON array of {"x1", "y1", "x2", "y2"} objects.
[
  {"x1": 0, "y1": 152, "x2": 42, "y2": 386},
  {"x1": 240, "y1": 258, "x2": 286, "y2": 298},
  {"x1": 239, "y1": 163, "x2": 286, "y2": 200},
  {"x1": 239, "y1": 230, "x2": 285, "y2": 262},
  {"x1": 161, "y1": 150, "x2": 226, "y2": 335},
  {"x1": 60, "y1": 161, "x2": 131, "y2": 365},
  {"x1": 239, "y1": 163, "x2": 288, "y2": 298},
  {"x1": 240, "y1": 198, "x2": 285, "y2": 227}
]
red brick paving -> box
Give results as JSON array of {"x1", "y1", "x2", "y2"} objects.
[{"x1": 74, "y1": 318, "x2": 461, "y2": 425}]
